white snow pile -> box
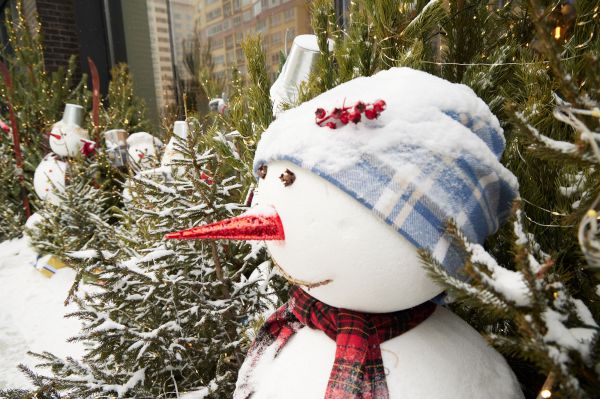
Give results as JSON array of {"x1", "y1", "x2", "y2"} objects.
[
  {"x1": 0, "y1": 237, "x2": 85, "y2": 389},
  {"x1": 466, "y1": 241, "x2": 531, "y2": 307}
]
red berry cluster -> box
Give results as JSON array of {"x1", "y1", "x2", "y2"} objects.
[{"x1": 315, "y1": 99, "x2": 386, "y2": 129}]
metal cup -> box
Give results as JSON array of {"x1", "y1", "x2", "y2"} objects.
[
  {"x1": 61, "y1": 103, "x2": 85, "y2": 127},
  {"x1": 270, "y1": 35, "x2": 334, "y2": 115},
  {"x1": 173, "y1": 121, "x2": 189, "y2": 139},
  {"x1": 104, "y1": 129, "x2": 129, "y2": 167}
]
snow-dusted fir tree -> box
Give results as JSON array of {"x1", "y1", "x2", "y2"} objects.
[{"x1": 19, "y1": 119, "x2": 273, "y2": 398}]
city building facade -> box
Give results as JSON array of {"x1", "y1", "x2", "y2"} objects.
[{"x1": 195, "y1": 0, "x2": 312, "y2": 81}]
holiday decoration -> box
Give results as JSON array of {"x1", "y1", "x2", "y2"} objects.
[
  {"x1": 315, "y1": 99, "x2": 386, "y2": 128},
  {"x1": 126, "y1": 132, "x2": 163, "y2": 169},
  {"x1": 161, "y1": 120, "x2": 188, "y2": 175},
  {"x1": 270, "y1": 34, "x2": 334, "y2": 115},
  {"x1": 167, "y1": 68, "x2": 523, "y2": 398},
  {"x1": 208, "y1": 98, "x2": 227, "y2": 114},
  {"x1": 49, "y1": 104, "x2": 90, "y2": 157},
  {"x1": 104, "y1": 129, "x2": 129, "y2": 167},
  {"x1": 33, "y1": 153, "x2": 67, "y2": 206}
]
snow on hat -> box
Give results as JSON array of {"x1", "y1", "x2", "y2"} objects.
[{"x1": 253, "y1": 67, "x2": 519, "y2": 276}]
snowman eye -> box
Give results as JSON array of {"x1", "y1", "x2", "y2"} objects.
[
  {"x1": 258, "y1": 164, "x2": 268, "y2": 179},
  {"x1": 279, "y1": 169, "x2": 296, "y2": 187}
]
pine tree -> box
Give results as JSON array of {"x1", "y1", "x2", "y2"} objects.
[
  {"x1": 19, "y1": 118, "x2": 273, "y2": 398},
  {"x1": 0, "y1": 0, "x2": 87, "y2": 240}
]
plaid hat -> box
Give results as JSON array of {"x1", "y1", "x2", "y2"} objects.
[{"x1": 254, "y1": 67, "x2": 519, "y2": 276}]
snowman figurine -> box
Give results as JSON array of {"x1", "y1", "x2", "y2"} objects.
[
  {"x1": 48, "y1": 103, "x2": 90, "y2": 157},
  {"x1": 167, "y1": 68, "x2": 524, "y2": 398},
  {"x1": 127, "y1": 132, "x2": 163, "y2": 170}
]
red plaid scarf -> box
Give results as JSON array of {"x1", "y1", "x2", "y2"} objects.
[{"x1": 236, "y1": 286, "x2": 436, "y2": 399}]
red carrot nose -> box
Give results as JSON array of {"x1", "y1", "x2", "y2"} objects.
[
  {"x1": 49, "y1": 133, "x2": 61, "y2": 140},
  {"x1": 138, "y1": 152, "x2": 145, "y2": 159},
  {"x1": 165, "y1": 206, "x2": 285, "y2": 241}
]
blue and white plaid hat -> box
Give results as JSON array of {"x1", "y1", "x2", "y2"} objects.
[{"x1": 254, "y1": 67, "x2": 519, "y2": 276}]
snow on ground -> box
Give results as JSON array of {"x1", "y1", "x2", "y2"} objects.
[{"x1": 0, "y1": 237, "x2": 84, "y2": 389}]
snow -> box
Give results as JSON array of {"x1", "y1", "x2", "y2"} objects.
[
  {"x1": 0, "y1": 238, "x2": 85, "y2": 389},
  {"x1": 466, "y1": 242, "x2": 531, "y2": 307}
]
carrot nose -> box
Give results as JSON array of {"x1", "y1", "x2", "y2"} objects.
[
  {"x1": 49, "y1": 133, "x2": 61, "y2": 140},
  {"x1": 164, "y1": 205, "x2": 285, "y2": 241}
]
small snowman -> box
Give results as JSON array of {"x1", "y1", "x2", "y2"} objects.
[
  {"x1": 167, "y1": 68, "x2": 524, "y2": 398},
  {"x1": 127, "y1": 131, "x2": 163, "y2": 170},
  {"x1": 161, "y1": 121, "x2": 188, "y2": 176},
  {"x1": 34, "y1": 104, "x2": 91, "y2": 205},
  {"x1": 48, "y1": 103, "x2": 90, "y2": 157}
]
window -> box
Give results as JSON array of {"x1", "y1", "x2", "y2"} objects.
[
  {"x1": 256, "y1": 19, "x2": 267, "y2": 32},
  {"x1": 270, "y1": 13, "x2": 281, "y2": 27},
  {"x1": 205, "y1": 0, "x2": 219, "y2": 4},
  {"x1": 243, "y1": 10, "x2": 252, "y2": 22},
  {"x1": 271, "y1": 31, "x2": 281, "y2": 45},
  {"x1": 207, "y1": 22, "x2": 223, "y2": 36},
  {"x1": 284, "y1": 8, "x2": 294, "y2": 21},
  {"x1": 211, "y1": 38, "x2": 224, "y2": 49},
  {"x1": 213, "y1": 55, "x2": 225, "y2": 65},
  {"x1": 226, "y1": 35, "x2": 234, "y2": 49},
  {"x1": 233, "y1": 15, "x2": 241, "y2": 26},
  {"x1": 206, "y1": 8, "x2": 222, "y2": 22},
  {"x1": 272, "y1": 52, "x2": 280, "y2": 64},
  {"x1": 223, "y1": 2, "x2": 232, "y2": 16}
]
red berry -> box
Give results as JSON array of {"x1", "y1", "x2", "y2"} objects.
[
  {"x1": 354, "y1": 101, "x2": 366, "y2": 112},
  {"x1": 373, "y1": 99, "x2": 386, "y2": 112},
  {"x1": 326, "y1": 121, "x2": 337, "y2": 129},
  {"x1": 315, "y1": 108, "x2": 326, "y2": 119},
  {"x1": 340, "y1": 111, "x2": 349, "y2": 124},
  {"x1": 332, "y1": 108, "x2": 342, "y2": 118},
  {"x1": 365, "y1": 109, "x2": 377, "y2": 120},
  {"x1": 349, "y1": 111, "x2": 361, "y2": 124}
]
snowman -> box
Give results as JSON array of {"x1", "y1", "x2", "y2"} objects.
[
  {"x1": 33, "y1": 104, "x2": 90, "y2": 205},
  {"x1": 167, "y1": 68, "x2": 524, "y2": 398},
  {"x1": 126, "y1": 131, "x2": 163, "y2": 170},
  {"x1": 48, "y1": 103, "x2": 90, "y2": 157}
]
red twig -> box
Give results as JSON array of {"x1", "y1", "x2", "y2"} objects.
[
  {"x1": 0, "y1": 60, "x2": 31, "y2": 218},
  {"x1": 88, "y1": 57, "x2": 100, "y2": 143}
]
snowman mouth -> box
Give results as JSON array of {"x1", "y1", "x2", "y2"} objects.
[{"x1": 272, "y1": 260, "x2": 332, "y2": 290}]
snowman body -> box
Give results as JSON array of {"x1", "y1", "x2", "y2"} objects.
[
  {"x1": 33, "y1": 153, "x2": 67, "y2": 205},
  {"x1": 242, "y1": 306, "x2": 522, "y2": 399},
  {"x1": 234, "y1": 160, "x2": 524, "y2": 398}
]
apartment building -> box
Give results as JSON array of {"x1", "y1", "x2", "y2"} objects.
[
  {"x1": 170, "y1": 0, "x2": 196, "y2": 81},
  {"x1": 196, "y1": 0, "x2": 312, "y2": 81}
]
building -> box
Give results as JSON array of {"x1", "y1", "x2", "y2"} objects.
[
  {"x1": 196, "y1": 0, "x2": 312, "y2": 81},
  {"x1": 146, "y1": 0, "x2": 176, "y2": 113},
  {"x1": 170, "y1": 0, "x2": 196, "y2": 81},
  {"x1": 0, "y1": 0, "x2": 192, "y2": 123}
]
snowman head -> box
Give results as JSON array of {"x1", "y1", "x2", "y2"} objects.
[
  {"x1": 127, "y1": 132, "x2": 164, "y2": 169},
  {"x1": 49, "y1": 103, "x2": 90, "y2": 158},
  {"x1": 166, "y1": 68, "x2": 519, "y2": 312}
]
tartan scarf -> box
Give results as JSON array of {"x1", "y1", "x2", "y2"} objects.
[{"x1": 235, "y1": 286, "x2": 436, "y2": 399}]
